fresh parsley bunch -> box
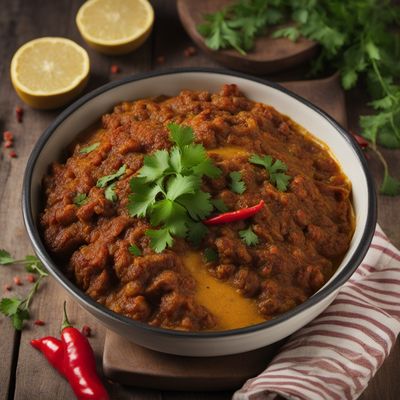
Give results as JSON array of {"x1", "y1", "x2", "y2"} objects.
[
  {"x1": 128, "y1": 123, "x2": 222, "y2": 253},
  {"x1": 198, "y1": 0, "x2": 400, "y2": 195}
]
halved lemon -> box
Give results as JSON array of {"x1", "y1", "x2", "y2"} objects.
[
  {"x1": 10, "y1": 37, "x2": 90, "y2": 109},
  {"x1": 76, "y1": 0, "x2": 154, "y2": 55}
]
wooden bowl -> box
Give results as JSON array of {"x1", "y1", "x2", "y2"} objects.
[{"x1": 177, "y1": 0, "x2": 318, "y2": 75}]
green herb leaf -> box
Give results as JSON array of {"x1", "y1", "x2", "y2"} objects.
[
  {"x1": 97, "y1": 164, "x2": 126, "y2": 188},
  {"x1": 79, "y1": 142, "x2": 100, "y2": 154},
  {"x1": 138, "y1": 150, "x2": 169, "y2": 182},
  {"x1": 105, "y1": 183, "x2": 118, "y2": 202},
  {"x1": 73, "y1": 193, "x2": 88, "y2": 207},
  {"x1": 0, "y1": 298, "x2": 30, "y2": 330},
  {"x1": 23, "y1": 256, "x2": 48, "y2": 277},
  {"x1": 146, "y1": 228, "x2": 173, "y2": 254},
  {"x1": 128, "y1": 244, "x2": 142, "y2": 256},
  {"x1": 203, "y1": 248, "x2": 218, "y2": 263},
  {"x1": 187, "y1": 221, "x2": 208, "y2": 247},
  {"x1": 127, "y1": 124, "x2": 221, "y2": 252},
  {"x1": 381, "y1": 172, "x2": 400, "y2": 196},
  {"x1": 211, "y1": 198, "x2": 229, "y2": 213},
  {"x1": 249, "y1": 154, "x2": 291, "y2": 191},
  {"x1": 239, "y1": 226, "x2": 259, "y2": 246},
  {"x1": 168, "y1": 123, "x2": 195, "y2": 147},
  {"x1": 0, "y1": 249, "x2": 14, "y2": 265},
  {"x1": 229, "y1": 171, "x2": 246, "y2": 194}
]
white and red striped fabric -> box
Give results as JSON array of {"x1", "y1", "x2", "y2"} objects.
[{"x1": 234, "y1": 225, "x2": 400, "y2": 400}]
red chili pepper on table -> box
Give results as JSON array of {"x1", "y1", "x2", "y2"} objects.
[
  {"x1": 31, "y1": 336, "x2": 65, "y2": 375},
  {"x1": 350, "y1": 130, "x2": 369, "y2": 149},
  {"x1": 203, "y1": 199, "x2": 265, "y2": 225},
  {"x1": 31, "y1": 302, "x2": 109, "y2": 400},
  {"x1": 60, "y1": 302, "x2": 109, "y2": 400}
]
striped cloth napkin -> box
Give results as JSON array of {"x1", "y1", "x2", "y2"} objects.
[{"x1": 234, "y1": 225, "x2": 400, "y2": 400}]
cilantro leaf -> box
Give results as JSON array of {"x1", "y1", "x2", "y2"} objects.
[
  {"x1": 0, "y1": 249, "x2": 14, "y2": 265},
  {"x1": 128, "y1": 184, "x2": 162, "y2": 218},
  {"x1": 168, "y1": 123, "x2": 194, "y2": 147},
  {"x1": 146, "y1": 229, "x2": 173, "y2": 254},
  {"x1": 127, "y1": 124, "x2": 222, "y2": 252},
  {"x1": 73, "y1": 193, "x2": 88, "y2": 207},
  {"x1": 249, "y1": 154, "x2": 291, "y2": 192},
  {"x1": 192, "y1": 158, "x2": 222, "y2": 179},
  {"x1": 97, "y1": 164, "x2": 126, "y2": 188},
  {"x1": 166, "y1": 175, "x2": 199, "y2": 201},
  {"x1": 211, "y1": 198, "x2": 229, "y2": 213},
  {"x1": 187, "y1": 221, "x2": 208, "y2": 247},
  {"x1": 105, "y1": 183, "x2": 117, "y2": 202},
  {"x1": 229, "y1": 171, "x2": 246, "y2": 194},
  {"x1": 0, "y1": 298, "x2": 30, "y2": 331},
  {"x1": 381, "y1": 172, "x2": 400, "y2": 196},
  {"x1": 79, "y1": 142, "x2": 100, "y2": 154},
  {"x1": 203, "y1": 248, "x2": 218, "y2": 263},
  {"x1": 239, "y1": 226, "x2": 259, "y2": 246},
  {"x1": 178, "y1": 191, "x2": 213, "y2": 220},
  {"x1": 24, "y1": 256, "x2": 48, "y2": 277},
  {"x1": 139, "y1": 150, "x2": 169, "y2": 182},
  {"x1": 128, "y1": 244, "x2": 142, "y2": 256}
]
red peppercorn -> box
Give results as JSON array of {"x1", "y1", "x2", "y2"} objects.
[
  {"x1": 34, "y1": 319, "x2": 45, "y2": 326},
  {"x1": 4, "y1": 141, "x2": 13, "y2": 148},
  {"x1": 4, "y1": 284, "x2": 12, "y2": 291},
  {"x1": 184, "y1": 46, "x2": 197, "y2": 57},
  {"x1": 13, "y1": 276, "x2": 22, "y2": 285},
  {"x1": 156, "y1": 55, "x2": 165, "y2": 64},
  {"x1": 27, "y1": 274, "x2": 36, "y2": 283},
  {"x1": 110, "y1": 64, "x2": 120, "y2": 74},
  {"x1": 81, "y1": 325, "x2": 92, "y2": 337},
  {"x1": 16, "y1": 106, "x2": 24, "y2": 123},
  {"x1": 9, "y1": 150, "x2": 17, "y2": 158},
  {"x1": 3, "y1": 131, "x2": 13, "y2": 142}
]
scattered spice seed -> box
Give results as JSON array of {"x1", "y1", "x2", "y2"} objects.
[
  {"x1": 110, "y1": 64, "x2": 120, "y2": 74},
  {"x1": 4, "y1": 141, "x2": 13, "y2": 149},
  {"x1": 3, "y1": 131, "x2": 13, "y2": 142},
  {"x1": 156, "y1": 55, "x2": 165, "y2": 64},
  {"x1": 26, "y1": 274, "x2": 36, "y2": 283},
  {"x1": 184, "y1": 46, "x2": 197, "y2": 57},
  {"x1": 15, "y1": 106, "x2": 24, "y2": 123},
  {"x1": 81, "y1": 325, "x2": 92, "y2": 337},
  {"x1": 34, "y1": 319, "x2": 45, "y2": 326},
  {"x1": 9, "y1": 150, "x2": 17, "y2": 158},
  {"x1": 13, "y1": 276, "x2": 22, "y2": 285},
  {"x1": 4, "y1": 284, "x2": 12, "y2": 291}
]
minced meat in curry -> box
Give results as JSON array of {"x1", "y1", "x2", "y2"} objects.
[{"x1": 40, "y1": 84, "x2": 354, "y2": 331}]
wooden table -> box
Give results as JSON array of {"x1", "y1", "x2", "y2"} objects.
[{"x1": 0, "y1": 1, "x2": 399, "y2": 399}]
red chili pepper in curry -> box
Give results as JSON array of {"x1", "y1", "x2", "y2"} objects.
[
  {"x1": 31, "y1": 302, "x2": 109, "y2": 400},
  {"x1": 203, "y1": 200, "x2": 265, "y2": 225}
]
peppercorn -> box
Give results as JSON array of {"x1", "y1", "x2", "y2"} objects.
[{"x1": 15, "y1": 106, "x2": 24, "y2": 123}]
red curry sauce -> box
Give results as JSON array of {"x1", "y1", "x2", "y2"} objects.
[{"x1": 40, "y1": 84, "x2": 354, "y2": 331}]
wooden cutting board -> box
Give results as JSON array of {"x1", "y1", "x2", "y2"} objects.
[
  {"x1": 102, "y1": 73, "x2": 347, "y2": 391},
  {"x1": 177, "y1": 0, "x2": 318, "y2": 75}
]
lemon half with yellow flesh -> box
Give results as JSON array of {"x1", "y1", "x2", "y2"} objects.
[
  {"x1": 11, "y1": 37, "x2": 90, "y2": 109},
  {"x1": 76, "y1": 0, "x2": 154, "y2": 55}
]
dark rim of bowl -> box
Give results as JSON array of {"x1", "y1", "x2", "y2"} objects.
[{"x1": 22, "y1": 67, "x2": 377, "y2": 338}]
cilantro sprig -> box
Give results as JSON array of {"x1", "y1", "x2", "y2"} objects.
[
  {"x1": 128, "y1": 123, "x2": 222, "y2": 253},
  {"x1": 239, "y1": 226, "x2": 259, "y2": 246},
  {"x1": 97, "y1": 164, "x2": 126, "y2": 202},
  {"x1": 249, "y1": 154, "x2": 291, "y2": 192},
  {"x1": 198, "y1": 0, "x2": 400, "y2": 195},
  {"x1": 0, "y1": 250, "x2": 48, "y2": 330},
  {"x1": 229, "y1": 171, "x2": 246, "y2": 194},
  {"x1": 73, "y1": 193, "x2": 88, "y2": 207}
]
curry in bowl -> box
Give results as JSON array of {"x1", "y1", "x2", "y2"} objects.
[{"x1": 40, "y1": 84, "x2": 354, "y2": 331}]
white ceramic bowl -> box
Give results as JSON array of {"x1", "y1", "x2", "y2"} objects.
[{"x1": 23, "y1": 69, "x2": 376, "y2": 356}]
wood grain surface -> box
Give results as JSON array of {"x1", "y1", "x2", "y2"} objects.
[{"x1": 0, "y1": 1, "x2": 399, "y2": 400}]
